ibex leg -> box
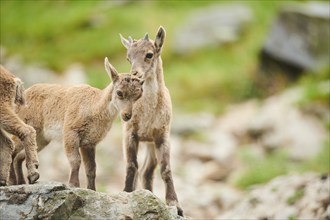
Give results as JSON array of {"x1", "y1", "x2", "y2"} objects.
[
  {"x1": 81, "y1": 147, "x2": 96, "y2": 190},
  {"x1": 155, "y1": 136, "x2": 183, "y2": 216}
]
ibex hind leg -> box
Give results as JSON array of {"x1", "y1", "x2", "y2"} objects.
[
  {"x1": 13, "y1": 150, "x2": 26, "y2": 184},
  {"x1": 155, "y1": 137, "x2": 183, "y2": 216},
  {"x1": 81, "y1": 147, "x2": 96, "y2": 190},
  {"x1": 0, "y1": 129, "x2": 14, "y2": 186},
  {"x1": 64, "y1": 131, "x2": 81, "y2": 188},
  {"x1": 141, "y1": 142, "x2": 157, "y2": 192}
]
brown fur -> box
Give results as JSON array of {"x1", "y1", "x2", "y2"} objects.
[
  {"x1": 0, "y1": 65, "x2": 39, "y2": 186},
  {"x1": 120, "y1": 27, "x2": 183, "y2": 216},
  {"x1": 11, "y1": 59, "x2": 143, "y2": 190}
]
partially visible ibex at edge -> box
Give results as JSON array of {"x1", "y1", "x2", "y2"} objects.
[{"x1": 0, "y1": 65, "x2": 39, "y2": 186}]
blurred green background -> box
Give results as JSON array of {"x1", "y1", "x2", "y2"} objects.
[{"x1": 0, "y1": 0, "x2": 299, "y2": 114}]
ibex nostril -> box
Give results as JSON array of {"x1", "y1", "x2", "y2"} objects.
[{"x1": 123, "y1": 113, "x2": 131, "y2": 121}]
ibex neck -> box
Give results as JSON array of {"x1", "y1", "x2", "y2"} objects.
[{"x1": 142, "y1": 57, "x2": 166, "y2": 105}]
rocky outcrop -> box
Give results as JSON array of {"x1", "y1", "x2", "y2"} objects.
[
  {"x1": 173, "y1": 4, "x2": 253, "y2": 54},
  {"x1": 218, "y1": 173, "x2": 330, "y2": 220},
  {"x1": 0, "y1": 47, "x2": 87, "y2": 87},
  {"x1": 169, "y1": 86, "x2": 328, "y2": 218},
  {"x1": 260, "y1": 2, "x2": 330, "y2": 81},
  {"x1": 0, "y1": 182, "x2": 186, "y2": 220}
]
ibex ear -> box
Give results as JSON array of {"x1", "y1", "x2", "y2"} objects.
[
  {"x1": 154, "y1": 26, "x2": 165, "y2": 54},
  {"x1": 104, "y1": 57, "x2": 119, "y2": 82},
  {"x1": 143, "y1": 33, "x2": 149, "y2": 41},
  {"x1": 140, "y1": 80, "x2": 145, "y2": 86},
  {"x1": 120, "y1": 34, "x2": 132, "y2": 49},
  {"x1": 14, "y1": 78, "x2": 25, "y2": 106}
]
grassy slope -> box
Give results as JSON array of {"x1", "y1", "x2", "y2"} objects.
[
  {"x1": 235, "y1": 142, "x2": 330, "y2": 189},
  {"x1": 1, "y1": 0, "x2": 283, "y2": 113}
]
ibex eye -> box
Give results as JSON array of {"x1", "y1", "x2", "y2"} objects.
[
  {"x1": 116, "y1": 91, "x2": 123, "y2": 97},
  {"x1": 146, "y1": 53, "x2": 153, "y2": 59}
]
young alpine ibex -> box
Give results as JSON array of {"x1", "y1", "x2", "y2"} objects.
[
  {"x1": 0, "y1": 65, "x2": 39, "y2": 186},
  {"x1": 120, "y1": 26, "x2": 183, "y2": 216},
  {"x1": 11, "y1": 58, "x2": 143, "y2": 190}
]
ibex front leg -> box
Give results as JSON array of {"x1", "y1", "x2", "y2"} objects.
[
  {"x1": 123, "y1": 132, "x2": 139, "y2": 192},
  {"x1": 1, "y1": 110, "x2": 39, "y2": 184},
  {"x1": 155, "y1": 136, "x2": 183, "y2": 216},
  {"x1": 13, "y1": 135, "x2": 49, "y2": 185}
]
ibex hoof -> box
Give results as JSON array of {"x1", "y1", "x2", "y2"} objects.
[
  {"x1": 0, "y1": 180, "x2": 7, "y2": 186},
  {"x1": 28, "y1": 172, "x2": 39, "y2": 184},
  {"x1": 177, "y1": 206, "x2": 184, "y2": 217}
]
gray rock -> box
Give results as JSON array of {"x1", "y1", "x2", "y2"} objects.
[
  {"x1": 0, "y1": 47, "x2": 87, "y2": 87},
  {"x1": 173, "y1": 4, "x2": 253, "y2": 54},
  {"x1": 2, "y1": 54, "x2": 58, "y2": 87},
  {"x1": 261, "y1": 2, "x2": 330, "y2": 73},
  {"x1": 57, "y1": 63, "x2": 87, "y2": 85},
  {"x1": 0, "y1": 182, "x2": 186, "y2": 220},
  {"x1": 171, "y1": 113, "x2": 215, "y2": 136},
  {"x1": 218, "y1": 173, "x2": 330, "y2": 220},
  {"x1": 248, "y1": 87, "x2": 327, "y2": 160}
]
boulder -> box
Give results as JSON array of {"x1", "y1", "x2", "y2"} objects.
[
  {"x1": 0, "y1": 47, "x2": 87, "y2": 87},
  {"x1": 0, "y1": 182, "x2": 186, "y2": 220},
  {"x1": 247, "y1": 87, "x2": 327, "y2": 160},
  {"x1": 218, "y1": 173, "x2": 330, "y2": 220},
  {"x1": 173, "y1": 4, "x2": 253, "y2": 54},
  {"x1": 260, "y1": 2, "x2": 330, "y2": 78}
]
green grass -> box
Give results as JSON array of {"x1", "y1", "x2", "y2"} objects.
[
  {"x1": 296, "y1": 67, "x2": 330, "y2": 107},
  {"x1": 287, "y1": 188, "x2": 305, "y2": 205},
  {"x1": 235, "y1": 141, "x2": 330, "y2": 189},
  {"x1": 0, "y1": 0, "x2": 290, "y2": 113},
  {"x1": 235, "y1": 148, "x2": 290, "y2": 189}
]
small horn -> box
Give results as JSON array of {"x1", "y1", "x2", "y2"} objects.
[
  {"x1": 128, "y1": 36, "x2": 133, "y2": 43},
  {"x1": 143, "y1": 33, "x2": 149, "y2": 41}
]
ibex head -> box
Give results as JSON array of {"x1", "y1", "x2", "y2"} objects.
[
  {"x1": 120, "y1": 26, "x2": 166, "y2": 80},
  {"x1": 104, "y1": 57, "x2": 143, "y2": 121}
]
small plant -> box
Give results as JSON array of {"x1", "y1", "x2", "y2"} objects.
[
  {"x1": 287, "y1": 188, "x2": 305, "y2": 205},
  {"x1": 235, "y1": 141, "x2": 330, "y2": 189},
  {"x1": 288, "y1": 215, "x2": 297, "y2": 220},
  {"x1": 235, "y1": 149, "x2": 289, "y2": 189}
]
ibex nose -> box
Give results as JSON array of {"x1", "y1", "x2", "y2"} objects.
[
  {"x1": 123, "y1": 113, "x2": 132, "y2": 121},
  {"x1": 131, "y1": 68, "x2": 144, "y2": 77}
]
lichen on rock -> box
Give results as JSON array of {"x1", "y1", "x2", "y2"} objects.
[{"x1": 0, "y1": 182, "x2": 186, "y2": 220}]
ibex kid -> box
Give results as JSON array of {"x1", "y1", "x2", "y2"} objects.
[
  {"x1": 120, "y1": 26, "x2": 183, "y2": 216},
  {"x1": 11, "y1": 58, "x2": 143, "y2": 190}
]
